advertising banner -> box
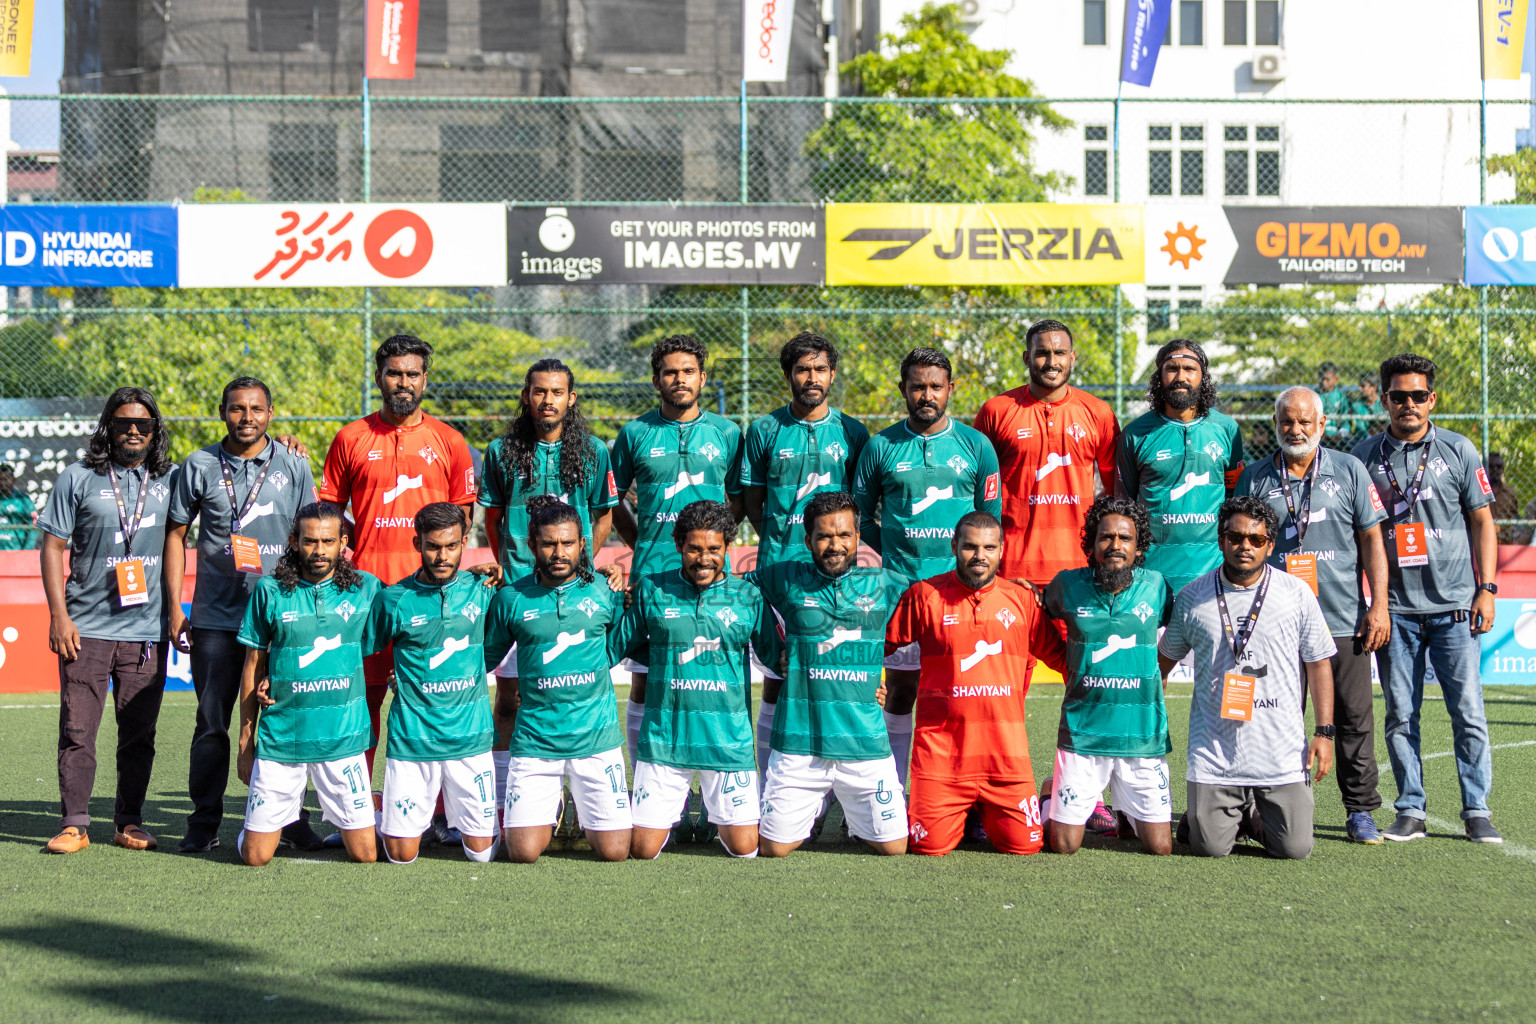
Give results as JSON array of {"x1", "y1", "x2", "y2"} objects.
[
  {"x1": 366, "y1": 0, "x2": 419, "y2": 79},
  {"x1": 0, "y1": 206, "x2": 177, "y2": 287},
  {"x1": 742, "y1": 0, "x2": 793, "y2": 82},
  {"x1": 179, "y1": 204, "x2": 506, "y2": 287},
  {"x1": 1480, "y1": 599, "x2": 1536, "y2": 685},
  {"x1": 0, "y1": 0, "x2": 35, "y2": 77},
  {"x1": 1221, "y1": 206, "x2": 1463, "y2": 285},
  {"x1": 1463, "y1": 206, "x2": 1536, "y2": 284},
  {"x1": 1120, "y1": 0, "x2": 1172, "y2": 87},
  {"x1": 825, "y1": 204, "x2": 1142, "y2": 286},
  {"x1": 1481, "y1": 0, "x2": 1528, "y2": 80},
  {"x1": 507, "y1": 205, "x2": 822, "y2": 285},
  {"x1": 1143, "y1": 205, "x2": 1239, "y2": 286}
]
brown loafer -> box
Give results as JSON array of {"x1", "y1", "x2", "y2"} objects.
[
  {"x1": 45, "y1": 827, "x2": 90, "y2": 854},
  {"x1": 113, "y1": 824, "x2": 157, "y2": 851}
]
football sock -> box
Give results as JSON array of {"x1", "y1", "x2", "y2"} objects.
[
  {"x1": 492, "y1": 749, "x2": 510, "y2": 806},
  {"x1": 236, "y1": 830, "x2": 247, "y2": 860},
  {"x1": 719, "y1": 835, "x2": 759, "y2": 859},
  {"x1": 755, "y1": 701, "x2": 776, "y2": 776},
  {"x1": 463, "y1": 838, "x2": 499, "y2": 863},
  {"x1": 382, "y1": 844, "x2": 417, "y2": 865},
  {"x1": 884, "y1": 711, "x2": 913, "y2": 786},
  {"x1": 626, "y1": 701, "x2": 645, "y2": 768}
]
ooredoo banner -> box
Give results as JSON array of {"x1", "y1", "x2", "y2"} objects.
[
  {"x1": 507, "y1": 205, "x2": 822, "y2": 285},
  {"x1": 1464, "y1": 206, "x2": 1536, "y2": 284},
  {"x1": 178, "y1": 204, "x2": 506, "y2": 287},
  {"x1": 0, "y1": 206, "x2": 177, "y2": 287}
]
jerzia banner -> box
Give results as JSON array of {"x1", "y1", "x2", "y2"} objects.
[{"x1": 507, "y1": 205, "x2": 823, "y2": 285}]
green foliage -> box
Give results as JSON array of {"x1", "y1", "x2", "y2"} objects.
[{"x1": 1487, "y1": 150, "x2": 1536, "y2": 204}]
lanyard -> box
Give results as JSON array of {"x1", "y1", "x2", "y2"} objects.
[
  {"x1": 107, "y1": 463, "x2": 148, "y2": 558},
  {"x1": 1378, "y1": 427, "x2": 1436, "y2": 520},
  {"x1": 1215, "y1": 566, "x2": 1271, "y2": 663},
  {"x1": 1275, "y1": 450, "x2": 1321, "y2": 547},
  {"x1": 219, "y1": 442, "x2": 274, "y2": 534}
]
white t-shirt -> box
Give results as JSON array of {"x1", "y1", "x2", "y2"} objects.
[{"x1": 1159, "y1": 565, "x2": 1336, "y2": 787}]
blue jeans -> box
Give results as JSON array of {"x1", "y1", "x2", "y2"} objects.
[{"x1": 1375, "y1": 612, "x2": 1492, "y2": 821}]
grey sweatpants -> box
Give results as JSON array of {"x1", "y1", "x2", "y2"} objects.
[{"x1": 1187, "y1": 780, "x2": 1314, "y2": 860}]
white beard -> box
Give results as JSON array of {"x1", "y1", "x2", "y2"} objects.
[{"x1": 1279, "y1": 434, "x2": 1321, "y2": 459}]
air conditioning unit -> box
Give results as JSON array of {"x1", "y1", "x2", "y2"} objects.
[
  {"x1": 958, "y1": 0, "x2": 982, "y2": 21},
  {"x1": 1252, "y1": 49, "x2": 1287, "y2": 81}
]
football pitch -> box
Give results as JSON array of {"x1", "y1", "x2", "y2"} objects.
[{"x1": 2, "y1": 684, "x2": 1534, "y2": 1024}]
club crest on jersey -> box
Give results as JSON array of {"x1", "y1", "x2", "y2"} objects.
[
  {"x1": 461, "y1": 603, "x2": 480, "y2": 624},
  {"x1": 855, "y1": 595, "x2": 876, "y2": 613},
  {"x1": 270, "y1": 471, "x2": 289, "y2": 491},
  {"x1": 825, "y1": 442, "x2": 846, "y2": 463},
  {"x1": 1132, "y1": 601, "x2": 1155, "y2": 623},
  {"x1": 149, "y1": 482, "x2": 170, "y2": 502},
  {"x1": 1203, "y1": 441, "x2": 1226, "y2": 461},
  {"x1": 1067, "y1": 422, "x2": 1087, "y2": 442},
  {"x1": 332, "y1": 600, "x2": 358, "y2": 622},
  {"x1": 699, "y1": 442, "x2": 722, "y2": 463},
  {"x1": 996, "y1": 606, "x2": 1017, "y2": 629},
  {"x1": 1320, "y1": 478, "x2": 1341, "y2": 498},
  {"x1": 1429, "y1": 457, "x2": 1450, "y2": 477},
  {"x1": 418, "y1": 444, "x2": 439, "y2": 465},
  {"x1": 716, "y1": 607, "x2": 739, "y2": 628},
  {"x1": 578, "y1": 597, "x2": 600, "y2": 618},
  {"x1": 947, "y1": 455, "x2": 969, "y2": 474}
]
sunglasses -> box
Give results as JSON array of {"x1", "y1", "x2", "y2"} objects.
[
  {"x1": 1223, "y1": 530, "x2": 1271, "y2": 548},
  {"x1": 110, "y1": 417, "x2": 155, "y2": 435},
  {"x1": 1386, "y1": 389, "x2": 1432, "y2": 406}
]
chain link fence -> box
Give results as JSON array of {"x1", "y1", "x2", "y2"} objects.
[{"x1": 2, "y1": 93, "x2": 1535, "y2": 539}]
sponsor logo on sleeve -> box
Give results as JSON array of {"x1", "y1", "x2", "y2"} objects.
[
  {"x1": 1368, "y1": 484, "x2": 1385, "y2": 512},
  {"x1": 984, "y1": 472, "x2": 999, "y2": 501},
  {"x1": 607, "y1": 470, "x2": 618, "y2": 498},
  {"x1": 1477, "y1": 466, "x2": 1493, "y2": 495}
]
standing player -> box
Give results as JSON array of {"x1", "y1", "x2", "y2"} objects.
[
  {"x1": 610, "y1": 500, "x2": 778, "y2": 859},
  {"x1": 610, "y1": 335, "x2": 744, "y2": 768},
  {"x1": 484, "y1": 496, "x2": 631, "y2": 863},
  {"x1": 373, "y1": 502, "x2": 500, "y2": 864},
  {"x1": 750, "y1": 491, "x2": 910, "y2": 857},
  {"x1": 1116, "y1": 339, "x2": 1244, "y2": 599},
  {"x1": 741, "y1": 331, "x2": 869, "y2": 772},
  {"x1": 164, "y1": 376, "x2": 319, "y2": 853},
  {"x1": 0, "y1": 463, "x2": 37, "y2": 549},
  {"x1": 1041, "y1": 495, "x2": 1175, "y2": 856},
  {"x1": 884, "y1": 512, "x2": 1067, "y2": 856},
  {"x1": 235, "y1": 502, "x2": 383, "y2": 866},
  {"x1": 973, "y1": 319, "x2": 1119, "y2": 589},
  {"x1": 318, "y1": 335, "x2": 477, "y2": 788}
]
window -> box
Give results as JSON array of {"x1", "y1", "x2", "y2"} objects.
[
  {"x1": 1255, "y1": 0, "x2": 1281, "y2": 45},
  {"x1": 1224, "y1": 0, "x2": 1246, "y2": 44},
  {"x1": 1222, "y1": 125, "x2": 1281, "y2": 197},
  {"x1": 1149, "y1": 125, "x2": 1173, "y2": 196},
  {"x1": 1180, "y1": 1, "x2": 1203, "y2": 44},
  {"x1": 1178, "y1": 286, "x2": 1204, "y2": 313},
  {"x1": 269, "y1": 123, "x2": 337, "y2": 202},
  {"x1": 1256, "y1": 150, "x2": 1281, "y2": 195},
  {"x1": 248, "y1": 1, "x2": 339, "y2": 53},
  {"x1": 1084, "y1": 1, "x2": 1108, "y2": 46},
  {"x1": 1178, "y1": 125, "x2": 1204, "y2": 195},
  {"x1": 587, "y1": 0, "x2": 688, "y2": 54},
  {"x1": 482, "y1": 0, "x2": 541, "y2": 52},
  {"x1": 417, "y1": 0, "x2": 449, "y2": 53},
  {"x1": 1149, "y1": 125, "x2": 1173, "y2": 141},
  {"x1": 1146, "y1": 287, "x2": 1172, "y2": 332},
  {"x1": 1085, "y1": 125, "x2": 1108, "y2": 196},
  {"x1": 439, "y1": 118, "x2": 570, "y2": 202}
]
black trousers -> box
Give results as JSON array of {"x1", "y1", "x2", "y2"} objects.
[
  {"x1": 1328, "y1": 637, "x2": 1382, "y2": 814},
  {"x1": 57, "y1": 639, "x2": 167, "y2": 829}
]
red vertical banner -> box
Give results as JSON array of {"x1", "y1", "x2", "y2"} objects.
[{"x1": 366, "y1": 0, "x2": 419, "y2": 79}]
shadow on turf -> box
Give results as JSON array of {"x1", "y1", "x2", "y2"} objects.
[{"x1": 0, "y1": 917, "x2": 640, "y2": 1022}]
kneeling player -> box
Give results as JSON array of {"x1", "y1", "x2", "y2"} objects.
[
  {"x1": 610, "y1": 500, "x2": 778, "y2": 859},
  {"x1": 485, "y1": 496, "x2": 631, "y2": 863},
  {"x1": 1041, "y1": 495, "x2": 1175, "y2": 856},
  {"x1": 885, "y1": 511, "x2": 1067, "y2": 856},
  {"x1": 236, "y1": 502, "x2": 383, "y2": 866},
  {"x1": 374, "y1": 503, "x2": 501, "y2": 863},
  {"x1": 749, "y1": 491, "x2": 910, "y2": 856}
]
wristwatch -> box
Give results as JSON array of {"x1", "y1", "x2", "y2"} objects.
[
  {"x1": 1477, "y1": 582, "x2": 1498, "y2": 596},
  {"x1": 1314, "y1": 725, "x2": 1336, "y2": 739}
]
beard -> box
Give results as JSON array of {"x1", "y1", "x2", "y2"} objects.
[
  {"x1": 1092, "y1": 562, "x2": 1135, "y2": 592},
  {"x1": 533, "y1": 409, "x2": 567, "y2": 435},
  {"x1": 793, "y1": 385, "x2": 828, "y2": 411},
  {"x1": 385, "y1": 389, "x2": 422, "y2": 418},
  {"x1": 1162, "y1": 385, "x2": 1197, "y2": 411},
  {"x1": 110, "y1": 439, "x2": 148, "y2": 466},
  {"x1": 1279, "y1": 434, "x2": 1321, "y2": 459},
  {"x1": 958, "y1": 562, "x2": 997, "y2": 590}
]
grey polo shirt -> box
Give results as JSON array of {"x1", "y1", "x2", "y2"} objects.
[
  {"x1": 37, "y1": 459, "x2": 180, "y2": 643},
  {"x1": 168, "y1": 439, "x2": 317, "y2": 632},
  {"x1": 1160, "y1": 566, "x2": 1336, "y2": 788},
  {"x1": 1236, "y1": 447, "x2": 1386, "y2": 637},
  {"x1": 1349, "y1": 425, "x2": 1493, "y2": 615}
]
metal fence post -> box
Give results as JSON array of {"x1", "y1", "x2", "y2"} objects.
[
  {"x1": 739, "y1": 80, "x2": 751, "y2": 428},
  {"x1": 1480, "y1": 82, "x2": 1490, "y2": 460},
  {"x1": 1113, "y1": 85, "x2": 1125, "y2": 419},
  {"x1": 361, "y1": 82, "x2": 373, "y2": 417}
]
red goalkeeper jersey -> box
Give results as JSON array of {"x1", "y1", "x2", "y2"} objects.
[
  {"x1": 319, "y1": 412, "x2": 476, "y2": 585},
  {"x1": 973, "y1": 384, "x2": 1118, "y2": 585},
  {"x1": 885, "y1": 572, "x2": 1067, "y2": 783}
]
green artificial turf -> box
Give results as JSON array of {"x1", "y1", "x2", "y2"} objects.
[{"x1": 2, "y1": 684, "x2": 1534, "y2": 1023}]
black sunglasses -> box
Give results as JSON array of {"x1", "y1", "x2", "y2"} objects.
[
  {"x1": 1223, "y1": 530, "x2": 1271, "y2": 548},
  {"x1": 110, "y1": 416, "x2": 155, "y2": 434},
  {"x1": 1386, "y1": 389, "x2": 1432, "y2": 406}
]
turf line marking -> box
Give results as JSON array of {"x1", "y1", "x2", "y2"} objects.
[{"x1": 0, "y1": 703, "x2": 60, "y2": 708}]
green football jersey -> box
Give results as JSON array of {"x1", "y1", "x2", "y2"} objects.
[
  {"x1": 1043, "y1": 567, "x2": 1174, "y2": 759},
  {"x1": 740, "y1": 405, "x2": 869, "y2": 565},
  {"x1": 483, "y1": 573, "x2": 625, "y2": 760},
  {"x1": 478, "y1": 434, "x2": 619, "y2": 578},
  {"x1": 0, "y1": 491, "x2": 37, "y2": 550},
  {"x1": 609, "y1": 409, "x2": 743, "y2": 578},
  {"x1": 608, "y1": 570, "x2": 778, "y2": 772},
  {"x1": 747, "y1": 561, "x2": 910, "y2": 761},
  {"x1": 852, "y1": 418, "x2": 1002, "y2": 582},
  {"x1": 1115, "y1": 410, "x2": 1244, "y2": 595},
  {"x1": 373, "y1": 570, "x2": 497, "y2": 762},
  {"x1": 238, "y1": 571, "x2": 384, "y2": 764}
]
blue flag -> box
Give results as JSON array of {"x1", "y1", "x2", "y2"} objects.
[{"x1": 1121, "y1": 0, "x2": 1172, "y2": 86}]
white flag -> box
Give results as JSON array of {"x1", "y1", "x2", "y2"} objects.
[{"x1": 742, "y1": 0, "x2": 792, "y2": 82}]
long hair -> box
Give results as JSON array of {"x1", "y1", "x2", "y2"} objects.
[
  {"x1": 1080, "y1": 495, "x2": 1153, "y2": 566},
  {"x1": 274, "y1": 501, "x2": 365, "y2": 594},
  {"x1": 83, "y1": 387, "x2": 173, "y2": 478},
  {"x1": 498, "y1": 359, "x2": 598, "y2": 496},
  {"x1": 527, "y1": 494, "x2": 595, "y2": 585},
  {"x1": 1147, "y1": 339, "x2": 1219, "y2": 417}
]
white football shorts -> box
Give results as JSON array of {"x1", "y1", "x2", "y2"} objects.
[
  {"x1": 381, "y1": 753, "x2": 498, "y2": 839},
  {"x1": 1049, "y1": 748, "x2": 1173, "y2": 826},
  {"x1": 630, "y1": 761, "x2": 760, "y2": 830},
  {"x1": 759, "y1": 751, "x2": 908, "y2": 844},
  {"x1": 503, "y1": 746, "x2": 632, "y2": 831},
  {"x1": 245, "y1": 754, "x2": 375, "y2": 833}
]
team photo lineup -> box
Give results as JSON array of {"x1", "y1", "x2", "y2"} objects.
[{"x1": 36, "y1": 319, "x2": 1504, "y2": 866}]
